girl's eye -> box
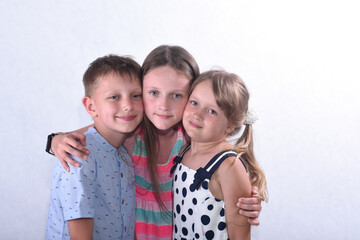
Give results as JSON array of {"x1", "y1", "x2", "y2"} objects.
[
  {"x1": 190, "y1": 100, "x2": 197, "y2": 106},
  {"x1": 208, "y1": 109, "x2": 217, "y2": 115},
  {"x1": 110, "y1": 96, "x2": 119, "y2": 100},
  {"x1": 149, "y1": 91, "x2": 158, "y2": 96}
]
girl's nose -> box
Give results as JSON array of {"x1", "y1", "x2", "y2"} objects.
[{"x1": 158, "y1": 96, "x2": 169, "y2": 111}]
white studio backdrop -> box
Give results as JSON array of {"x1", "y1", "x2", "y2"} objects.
[{"x1": 1, "y1": 1, "x2": 359, "y2": 239}]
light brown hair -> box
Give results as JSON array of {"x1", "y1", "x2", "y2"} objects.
[
  {"x1": 190, "y1": 70, "x2": 268, "y2": 201},
  {"x1": 141, "y1": 45, "x2": 200, "y2": 212},
  {"x1": 83, "y1": 54, "x2": 141, "y2": 97}
]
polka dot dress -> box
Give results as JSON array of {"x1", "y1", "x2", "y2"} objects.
[{"x1": 172, "y1": 145, "x2": 240, "y2": 240}]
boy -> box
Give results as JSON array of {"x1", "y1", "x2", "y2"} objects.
[{"x1": 46, "y1": 55, "x2": 143, "y2": 239}]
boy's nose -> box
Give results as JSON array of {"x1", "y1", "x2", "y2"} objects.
[{"x1": 122, "y1": 98, "x2": 133, "y2": 111}]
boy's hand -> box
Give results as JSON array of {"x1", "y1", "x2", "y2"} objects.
[
  {"x1": 52, "y1": 132, "x2": 89, "y2": 172},
  {"x1": 236, "y1": 186, "x2": 262, "y2": 226}
]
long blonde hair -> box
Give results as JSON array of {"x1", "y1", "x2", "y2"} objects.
[{"x1": 189, "y1": 70, "x2": 268, "y2": 201}]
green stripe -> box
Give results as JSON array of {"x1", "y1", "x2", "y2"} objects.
[
  {"x1": 135, "y1": 175, "x2": 173, "y2": 192},
  {"x1": 136, "y1": 208, "x2": 173, "y2": 225},
  {"x1": 133, "y1": 140, "x2": 146, "y2": 156}
]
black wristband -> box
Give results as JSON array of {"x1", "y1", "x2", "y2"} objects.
[{"x1": 45, "y1": 133, "x2": 58, "y2": 155}]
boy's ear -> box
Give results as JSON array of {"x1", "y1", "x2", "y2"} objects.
[{"x1": 82, "y1": 96, "x2": 97, "y2": 118}]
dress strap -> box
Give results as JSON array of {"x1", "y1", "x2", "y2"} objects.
[
  {"x1": 170, "y1": 144, "x2": 191, "y2": 174},
  {"x1": 192, "y1": 150, "x2": 247, "y2": 190}
]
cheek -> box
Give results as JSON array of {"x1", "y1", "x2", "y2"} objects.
[
  {"x1": 134, "y1": 101, "x2": 144, "y2": 112},
  {"x1": 173, "y1": 99, "x2": 188, "y2": 116}
]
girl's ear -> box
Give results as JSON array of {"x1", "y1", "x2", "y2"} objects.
[
  {"x1": 226, "y1": 124, "x2": 236, "y2": 135},
  {"x1": 82, "y1": 96, "x2": 97, "y2": 118}
]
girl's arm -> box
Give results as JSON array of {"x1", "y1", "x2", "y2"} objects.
[
  {"x1": 50, "y1": 125, "x2": 92, "y2": 172},
  {"x1": 216, "y1": 156, "x2": 252, "y2": 239},
  {"x1": 237, "y1": 186, "x2": 262, "y2": 225}
]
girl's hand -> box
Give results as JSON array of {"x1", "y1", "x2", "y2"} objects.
[
  {"x1": 236, "y1": 186, "x2": 262, "y2": 226},
  {"x1": 52, "y1": 132, "x2": 89, "y2": 172}
]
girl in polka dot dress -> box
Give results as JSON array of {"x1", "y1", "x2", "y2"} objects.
[{"x1": 171, "y1": 70, "x2": 268, "y2": 240}]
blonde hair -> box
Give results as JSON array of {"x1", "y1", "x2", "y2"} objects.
[{"x1": 190, "y1": 70, "x2": 268, "y2": 201}]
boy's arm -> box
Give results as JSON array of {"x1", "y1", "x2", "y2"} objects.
[
  {"x1": 237, "y1": 187, "x2": 262, "y2": 225},
  {"x1": 68, "y1": 218, "x2": 94, "y2": 240},
  {"x1": 217, "y1": 156, "x2": 252, "y2": 240},
  {"x1": 49, "y1": 125, "x2": 92, "y2": 172}
]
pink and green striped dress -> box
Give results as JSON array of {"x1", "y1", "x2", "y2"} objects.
[{"x1": 131, "y1": 126, "x2": 185, "y2": 240}]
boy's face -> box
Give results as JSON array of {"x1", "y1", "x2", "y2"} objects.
[
  {"x1": 182, "y1": 80, "x2": 232, "y2": 143},
  {"x1": 87, "y1": 72, "x2": 143, "y2": 142},
  {"x1": 142, "y1": 66, "x2": 190, "y2": 131}
]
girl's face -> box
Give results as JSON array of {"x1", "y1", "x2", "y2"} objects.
[
  {"x1": 143, "y1": 66, "x2": 191, "y2": 131},
  {"x1": 183, "y1": 80, "x2": 233, "y2": 143}
]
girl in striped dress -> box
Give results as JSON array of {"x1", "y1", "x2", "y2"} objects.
[{"x1": 48, "y1": 45, "x2": 263, "y2": 239}]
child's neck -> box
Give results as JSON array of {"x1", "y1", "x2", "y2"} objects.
[
  {"x1": 190, "y1": 139, "x2": 229, "y2": 156},
  {"x1": 93, "y1": 124, "x2": 127, "y2": 149},
  {"x1": 155, "y1": 125, "x2": 179, "y2": 164}
]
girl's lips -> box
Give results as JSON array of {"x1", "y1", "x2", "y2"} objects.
[
  {"x1": 189, "y1": 120, "x2": 201, "y2": 128},
  {"x1": 155, "y1": 113, "x2": 172, "y2": 119},
  {"x1": 117, "y1": 115, "x2": 137, "y2": 121}
]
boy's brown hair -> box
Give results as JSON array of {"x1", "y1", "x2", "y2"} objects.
[{"x1": 83, "y1": 54, "x2": 141, "y2": 97}]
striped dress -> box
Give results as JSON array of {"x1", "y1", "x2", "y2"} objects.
[{"x1": 132, "y1": 126, "x2": 185, "y2": 240}]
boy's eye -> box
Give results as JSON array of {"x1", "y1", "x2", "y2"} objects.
[
  {"x1": 149, "y1": 91, "x2": 158, "y2": 96},
  {"x1": 132, "y1": 94, "x2": 142, "y2": 99},
  {"x1": 110, "y1": 96, "x2": 119, "y2": 100},
  {"x1": 172, "y1": 93, "x2": 182, "y2": 98}
]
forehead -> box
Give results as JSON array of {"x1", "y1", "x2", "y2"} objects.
[
  {"x1": 143, "y1": 66, "x2": 190, "y2": 87},
  {"x1": 95, "y1": 72, "x2": 141, "y2": 91}
]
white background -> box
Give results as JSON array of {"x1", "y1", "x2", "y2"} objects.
[{"x1": 1, "y1": 1, "x2": 359, "y2": 239}]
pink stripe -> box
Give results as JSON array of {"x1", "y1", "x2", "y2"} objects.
[
  {"x1": 136, "y1": 185, "x2": 173, "y2": 201},
  {"x1": 135, "y1": 222, "x2": 173, "y2": 238}
]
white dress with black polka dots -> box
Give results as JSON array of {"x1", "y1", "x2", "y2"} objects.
[{"x1": 172, "y1": 145, "x2": 241, "y2": 240}]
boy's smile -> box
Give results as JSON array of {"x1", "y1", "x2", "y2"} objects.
[{"x1": 84, "y1": 72, "x2": 143, "y2": 148}]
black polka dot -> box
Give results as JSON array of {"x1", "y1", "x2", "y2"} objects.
[
  {"x1": 192, "y1": 223, "x2": 195, "y2": 232},
  {"x1": 174, "y1": 225, "x2": 178, "y2": 233},
  {"x1": 179, "y1": 165, "x2": 182, "y2": 171},
  {"x1": 174, "y1": 174, "x2": 178, "y2": 182},
  {"x1": 192, "y1": 198, "x2": 197, "y2": 205},
  {"x1": 201, "y1": 215, "x2": 210, "y2": 225},
  {"x1": 189, "y1": 184, "x2": 196, "y2": 192},
  {"x1": 202, "y1": 181, "x2": 208, "y2": 189},
  {"x1": 182, "y1": 172, "x2": 187, "y2": 181},
  {"x1": 176, "y1": 188, "x2": 179, "y2": 194},
  {"x1": 195, "y1": 233, "x2": 200, "y2": 239},
  {"x1": 205, "y1": 230, "x2": 214, "y2": 239},
  {"x1": 182, "y1": 187, "x2": 187, "y2": 197},
  {"x1": 181, "y1": 214, "x2": 186, "y2": 222},
  {"x1": 218, "y1": 221, "x2": 226, "y2": 231},
  {"x1": 176, "y1": 204, "x2": 181, "y2": 214},
  {"x1": 182, "y1": 227, "x2": 188, "y2": 236},
  {"x1": 207, "y1": 204, "x2": 213, "y2": 210},
  {"x1": 188, "y1": 208, "x2": 193, "y2": 215},
  {"x1": 220, "y1": 208, "x2": 225, "y2": 216},
  {"x1": 181, "y1": 200, "x2": 184, "y2": 205}
]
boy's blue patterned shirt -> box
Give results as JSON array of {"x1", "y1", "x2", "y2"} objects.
[{"x1": 46, "y1": 127, "x2": 135, "y2": 239}]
